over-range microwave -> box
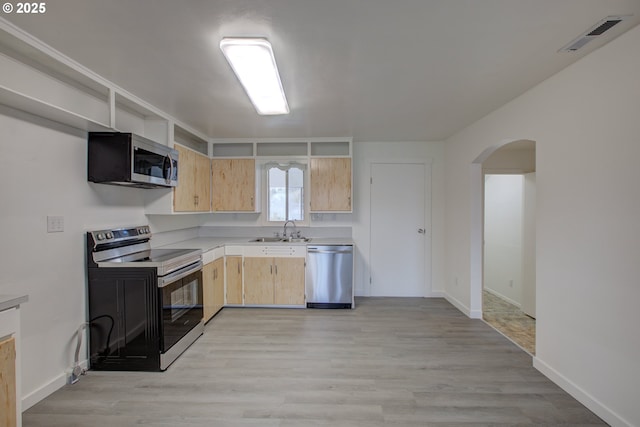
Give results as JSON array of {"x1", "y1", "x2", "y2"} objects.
[{"x1": 88, "y1": 132, "x2": 178, "y2": 188}]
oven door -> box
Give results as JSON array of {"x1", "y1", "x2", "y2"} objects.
[{"x1": 158, "y1": 265, "x2": 203, "y2": 353}]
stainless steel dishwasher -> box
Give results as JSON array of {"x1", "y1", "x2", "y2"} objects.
[{"x1": 306, "y1": 245, "x2": 354, "y2": 308}]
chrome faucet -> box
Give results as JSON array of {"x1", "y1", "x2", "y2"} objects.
[{"x1": 283, "y1": 220, "x2": 296, "y2": 239}]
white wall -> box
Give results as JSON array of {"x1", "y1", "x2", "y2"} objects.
[
  {"x1": 483, "y1": 174, "x2": 523, "y2": 306},
  {"x1": 0, "y1": 107, "x2": 149, "y2": 408},
  {"x1": 443, "y1": 24, "x2": 640, "y2": 427}
]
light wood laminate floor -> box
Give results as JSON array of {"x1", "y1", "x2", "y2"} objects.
[{"x1": 24, "y1": 298, "x2": 605, "y2": 426}]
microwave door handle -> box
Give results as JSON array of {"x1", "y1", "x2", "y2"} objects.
[{"x1": 165, "y1": 153, "x2": 174, "y2": 184}]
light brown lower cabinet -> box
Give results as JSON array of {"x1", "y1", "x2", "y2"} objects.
[
  {"x1": 203, "y1": 258, "x2": 225, "y2": 322},
  {"x1": 244, "y1": 258, "x2": 275, "y2": 305},
  {"x1": 225, "y1": 256, "x2": 243, "y2": 305},
  {"x1": 0, "y1": 336, "x2": 16, "y2": 427},
  {"x1": 244, "y1": 257, "x2": 305, "y2": 305},
  {"x1": 212, "y1": 257, "x2": 225, "y2": 315},
  {"x1": 274, "y1": 258, "x2": 306, "y2": 305}
]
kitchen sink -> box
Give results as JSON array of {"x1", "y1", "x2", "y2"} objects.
[
  {"x1": 250, "y1": 237, "x2": 312, "y2": 243},
  {"x1": 251, "y1": 237, "x2": 284, "y2": 242}
]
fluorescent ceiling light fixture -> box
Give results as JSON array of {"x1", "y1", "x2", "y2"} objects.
[{"x1": 220, "y1": 38, "x2": 289, "y2": 115}]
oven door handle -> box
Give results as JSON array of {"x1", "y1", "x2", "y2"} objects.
[{"x1": 158, "y1": 260, "x2": 202, "y2": 288}]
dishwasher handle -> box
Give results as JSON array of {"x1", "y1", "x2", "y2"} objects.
[{"x1": 307, "y1": 247, "x2": 353, "y2": 254}]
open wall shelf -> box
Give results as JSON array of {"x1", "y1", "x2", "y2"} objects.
[{"x1": 0, "y1": 20, "x2": 207, "y2": 151}]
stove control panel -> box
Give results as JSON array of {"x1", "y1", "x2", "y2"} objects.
[{"x1": 89, "y1": 225, "x2": 151, "y2": 245}]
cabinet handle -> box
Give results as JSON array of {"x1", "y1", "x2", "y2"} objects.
[
  {"x1": 270, "y1": 265, "x2": 273, "y2": 274},
  {"x1": 275, "y1": 265, "x2": 278, "y2": 275}
]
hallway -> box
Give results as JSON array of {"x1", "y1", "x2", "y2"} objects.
[{"x1": 483, "y1": 290, "x2": 536, "y2": 354}]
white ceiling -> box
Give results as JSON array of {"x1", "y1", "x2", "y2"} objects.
[{"x1": 4, "y1": 0, "x2": 640, "y2": 141}]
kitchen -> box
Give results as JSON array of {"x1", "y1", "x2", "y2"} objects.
[{"x1": 1, "y1": 1, "x2": 640, "y2": 426}]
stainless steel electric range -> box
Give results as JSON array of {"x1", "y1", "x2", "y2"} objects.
[{"x1": 86, "y1": 225, "x2": 203, "y2": 371}]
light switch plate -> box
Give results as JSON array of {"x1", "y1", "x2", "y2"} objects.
[{"x1": 47, "y1": 216, "x2": 64, "y2": 233}]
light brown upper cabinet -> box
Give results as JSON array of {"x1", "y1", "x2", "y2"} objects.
[
  {"x1": 310, "y1": 157, "x2": 352, "y2": 211},
  {"x1": 173, "y1": 144, "x2": 211, "y2": 212},
  {"x1": 211, "y1": 159, "x2": 256, "y2": 211}
]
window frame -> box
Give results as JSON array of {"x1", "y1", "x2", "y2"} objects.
[{"x1": 260, "y1": 158, "x2": 310, "y2": 226}]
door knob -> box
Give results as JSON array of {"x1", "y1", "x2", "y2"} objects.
[{"x1": 418, "y1": 228, "x2": 426, "y2": 234}]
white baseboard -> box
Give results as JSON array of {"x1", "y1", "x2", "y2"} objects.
[
  {"x1": 22, "y1": 360, "x2": 88, "y2": 411},
  {"x1": 443, "y1": 293, "x2": 482, "y2": 318},
  {"x1": 426, "y1": 290, "x2": 446, "y2": 298},
  {"x1": 533, "y1": 357, "x2": 632, "y2": 427},
  {"x1": 484, "y1": 287, "x2": 521, "y2": 308},
  {"x1": 22, "y1": 373, "x2": 66, "y2": 411},
  {"x1": 468, "y1": 308, "x2": 482, "y2": 319},
  {"x1": 443, "y1": 293, "x2": 470, "y2": 316}
]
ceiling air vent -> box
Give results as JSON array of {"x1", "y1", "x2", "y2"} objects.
[{"x1": 559, "y1": 15, "x2": 630, "y2": 52}]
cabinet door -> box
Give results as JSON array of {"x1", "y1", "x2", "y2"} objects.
[
  {"x1": 274, "y1": 257, "x2": 306, "y2": 305},
  {"x1": 174, "y1": 145, "x2": 196, "y2": 211},
  {"x1": 226, "y1": 256, "x2": 243, "y2": 305},
  {"x1": 212, "y1": 159, "x2": 256, "y2": 211},
  {"x1": 244, "y1": 257, "x2": 274, "y2": 305},
  {"x1": 202, "y1": 261, "x2": 216, "y2": 322},
  {"x1": 310, "y1": 158, "x2": 352, "y2": 211},
  {"x1": 194, "y1": 152, "x2": 211, "y2": 212},
  {"x1": 0, "y1": 336, "x2": 16, "y2": 427},
  {"x1": 212, "y1": 257, "x2": 225, "y2": 315}
]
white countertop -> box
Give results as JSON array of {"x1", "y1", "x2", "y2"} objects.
[
  {"x1": 159, "y1": 237, "x2": 354, "y2": 253},
  {"x1": 0, "y1": 294, "x2": 28, "y2": 312}
]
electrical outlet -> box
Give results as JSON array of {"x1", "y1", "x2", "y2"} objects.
[
  {"x1": 509, "y1": 279, "x2": 514, "y2": 288},
  {"x1": 47, "y1": 216, "x2": 64, "y2": 233}
]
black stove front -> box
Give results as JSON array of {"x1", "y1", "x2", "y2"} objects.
[
  {"x1": 88, "y1": 267, "x2": 162, "y2": 371},
  {"x1": 86, "y1": 226, "x2": 203, "y2": 371}
]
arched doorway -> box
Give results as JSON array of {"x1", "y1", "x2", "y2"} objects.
[{"x1": 470, "y1": 139, "x2": 536, "y2": 353}]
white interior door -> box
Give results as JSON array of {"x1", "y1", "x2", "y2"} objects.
[{"x1": 370, "y1": 162, "x2": 429, "y2": 296}]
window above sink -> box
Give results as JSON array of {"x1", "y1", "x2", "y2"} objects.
[{"x1": 267, "y1": 162, "x2": 306, "y2": 223}]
